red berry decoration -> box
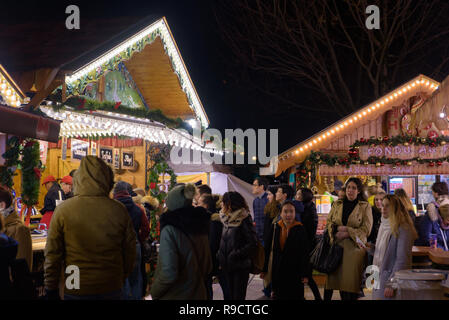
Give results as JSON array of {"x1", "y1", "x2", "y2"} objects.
[
  {"x1": 429, "y1": 162, "x2": 435, "y2": 167},
  {"x1": 383, "y1": 136, "x2": 389, "y2": 142},
  {"x1": 437, "y1": 161, "x2": 443, "y2": 166}
]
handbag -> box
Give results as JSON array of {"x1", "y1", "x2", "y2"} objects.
[
  {"x1": 263, "y1": 224, "x2": 276, "y2": 288},
  {"x1": 310, "y1": 225, "x2": 343, "y2": 274}
]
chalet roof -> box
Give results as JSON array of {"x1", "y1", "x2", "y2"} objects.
[
  {"x1": 0, "y1": 15, "x2": 209, "y2": 127},
  {"x1": 274, "y1": 75, "x2": 440, "y2": 176}
]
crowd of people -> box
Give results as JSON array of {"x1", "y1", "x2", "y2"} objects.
[{"x1": 1, "y1": 154, "x2": 449, "y2": 300}]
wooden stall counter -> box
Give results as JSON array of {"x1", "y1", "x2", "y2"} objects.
[
  {"x1": 429, "y1": 248, "x2": 449, "y2": 266},
  {"x1": 412, "y1": 246, "x2": 431, "y2": 257}
]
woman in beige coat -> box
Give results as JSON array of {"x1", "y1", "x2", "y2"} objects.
[{"x1": 324, "y1": 177, "x2": 373, "y2": 300}]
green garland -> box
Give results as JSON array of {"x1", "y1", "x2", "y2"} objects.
[
  {"x1": 66, "y1": 30, "x2": 160, "y2": 97},
  {"x1": 45, "y1": 93, "x2": 190, "y2": 130},
  {"x1": 0, "y1": 136, "x2": 22, "y2": 189},
  {"x1": 296, "y1": 134, "x2": 449, "y2": 189},
  {"x1": 21, "y1": 139, "x2": 43, "y2": 207}
]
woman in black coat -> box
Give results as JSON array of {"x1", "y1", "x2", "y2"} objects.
[
  {"x1": 296, "y1": 188, "x2": 321, "y2": 300},
  {"x1": 198, "y1": 193, "x2": 231, "y2": 300},
  {"x1": 217, "y1": 192, "x2": 257, "y2": 300},
  {"x1": 262, "y1": 200, "x2": 309, "y2": 300}
]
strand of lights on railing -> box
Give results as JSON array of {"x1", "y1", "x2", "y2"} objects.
[
  {"x1": 41, "y1": 107, "x2": 223, "y2": 155},
  {"x1": 0, "y1": 73, "x2": 29, "y2": 107},
  {"x1": 64, "y1": 18, "x2": 208, "y2": 128},
  {"x1": 284, "y1": 77, "x2": 440, "y2": 161}
]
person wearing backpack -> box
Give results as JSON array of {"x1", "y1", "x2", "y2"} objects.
[
  {"x1": 150, "y1": 184, "x2": 212, "y2": 300},
  {"x1": 217, "y1": 192, "x2": 258, "y2": 300}
]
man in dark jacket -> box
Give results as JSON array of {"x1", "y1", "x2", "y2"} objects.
[
  {"x1": 252, "y1": 177, "x2": 269, "y2": 244},
  {"x1": 150, "y1": 184, "x2": 212, "y2": 300},
  {"x1": 40, "y1": 175, "x2": 63, "y2": 215}
]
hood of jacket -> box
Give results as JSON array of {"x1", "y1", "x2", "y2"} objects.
[
  {"x1": 211, "y1": 212, "x2": 221, "y2": 222},
  {"x1": 73, "y1": 156, "x2": 114, "y2": 197},
  {"x1": 0, "y1": 233, "x2": 18, "y2": 264},
  {"x1": 160, "y1": 205, "x2": 210, "y2": 236},
  {"x1": 141, "y1": 195, "x2": 159, "y2": 210}
]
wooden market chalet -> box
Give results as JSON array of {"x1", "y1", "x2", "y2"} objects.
[
  {"x1": 273, "y1": 74, "x2": 449, "y2": 209},
  {"x1": 0, "y1": 15, "x2": 217, "y2": 206}
]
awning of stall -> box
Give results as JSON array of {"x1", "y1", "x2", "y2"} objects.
[
  {"x1": 274, "y1": 75, "x2": 440, "y2": 177},
  {"x1": 0, "y1": 65, "x2": 61, "y2": 142}
]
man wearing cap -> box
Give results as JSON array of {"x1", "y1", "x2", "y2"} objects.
[
  {"x1": 40, "y1": 176, "x2": 64, "y2": 227},
  {"x1": 60, "y1": 176, "x2": 73, "y2": 200}
]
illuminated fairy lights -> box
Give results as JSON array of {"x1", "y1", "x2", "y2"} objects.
[
  {"x1": 64, "y1": 18, "x2": 209, "y2": 128},
  {"x1": 41, "y1": 107, "x2": 223, "y2": 155},
  {"x1": 0, "y1": 65, "x2": 29, "y2": 107},
  {"x1": 279, "y1": 75, "x2": 440, "y2": 161}
]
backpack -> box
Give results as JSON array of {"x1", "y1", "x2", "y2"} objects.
[{"x1": 250, "y1": 240, "x2": 265, "y2": 274}]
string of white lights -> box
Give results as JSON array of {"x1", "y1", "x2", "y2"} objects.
[{"x1": 41, "y1": 106, "x2": 224, "y2": 155}]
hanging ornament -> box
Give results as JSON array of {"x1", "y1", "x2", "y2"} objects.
[
  {"x1": 383, "y1": 136, "x2": 389, "y2": 142},
  {"x1": 377, "y1": 136, "x2": 383, "y2": 142},
  {"x1": 429, "y1": 161, "x2": 435, "y2": 167},
  {"x1": 407, "y1": 161, "x2": 412, "y2": 166},
  {"x1": 437, "y1": 161, "x2": 443, "y2": 166},
  {"x1": 364, "y1": 161, "x2": 369, "y2": 165},
  {"x1": 441, "y1": 141, "x2": 446, "y2": 146},
  {"x1": 376, "y1": 162, "x2": 381, "y2": 167}
]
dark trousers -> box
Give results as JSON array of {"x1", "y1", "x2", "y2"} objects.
[
  {"x1": 339, "y1": 291, "x2": 359, "y2": 300},
  {"x1": 324, "y1": 289, "x2": 333, "y2": 301},
  {"x1": 274, "y1": 284, "x2": 305, "y2": 300},
  {"x1": 224, "y1": 270, "x2": 249, "y2": 300},
  {"x1": 324, "y1": 289, "x2": 358, "y2": 301},
  {"x1": 305, "y1": 275, "x2": 322, "y2": 300},
  {"x1": 206, "y1": 270, "x2": 231, "y2": 300}
]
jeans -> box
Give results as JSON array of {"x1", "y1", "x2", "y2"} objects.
[
  {"x1": 64, "y1": 290, "x2": 122, "y2": 300},
  {"x1": 122, "y1": 242, "x2": 143, "y2": 300}
]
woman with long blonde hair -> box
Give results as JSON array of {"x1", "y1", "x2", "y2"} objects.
[
  {"x1": 372, "y1": 195, "x2": 417, "y2": 300},
  {"x1": 393, "y1": 188, "x2": 416, "y2": 222}
]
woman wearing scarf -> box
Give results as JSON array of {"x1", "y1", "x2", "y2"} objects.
[
  {"x1": 217, "y1": 191, "x2": 257, "y2": 300},
  {"x1": 261, "y1": 186, "x2": 280, "y2": 298},
  {"x1": 0, "y1": 188, "x2": 32, "y2": 271},
  {"x1": 372, "y1": 194, "x2": 392, "y2": 270},
  {"x1": 372, "y1": 195, "x2": 417, "y2": 300},
  {"x1": 262, "y1": 200, "x2": 309, "y2": 300}
]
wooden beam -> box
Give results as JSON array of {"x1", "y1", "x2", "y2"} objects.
[{"x1": 24, "y1": 68, "x2": 66, "y2": 109}]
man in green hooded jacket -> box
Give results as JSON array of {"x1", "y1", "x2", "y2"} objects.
[{"x1": 44, "y1": 156, "x2": 136, "y2": 299}]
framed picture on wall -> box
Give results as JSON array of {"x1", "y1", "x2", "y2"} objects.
[
  {"x1": 99, "y1": 146, "x2": 113, "y2": 164},
  {"x1": 122, "y1": 150, "x2": 134, "y2": 169}
]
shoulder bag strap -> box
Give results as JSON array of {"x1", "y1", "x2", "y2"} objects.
[{"x1": 440, "y1": 228, "x2": 449, "y2": 251}]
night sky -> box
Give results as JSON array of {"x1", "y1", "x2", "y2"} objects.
[
  {"x1": 0, "y1": 0, "x2": 332, "y2": 155},
  {"x1": 3, "y1": 1, "x2": 448, "y2": 173}
]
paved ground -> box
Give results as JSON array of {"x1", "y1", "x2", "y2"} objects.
[{"x1": 212, "y1": 275, "x2": 373, "y2": 300}]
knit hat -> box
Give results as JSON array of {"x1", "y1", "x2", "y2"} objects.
[
  {"x1": 113, "y1": 181, "x2": 137, "y2": 197},
  {"x1": 166, "y1": 183, "x2": 196, "y2": 212}
]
